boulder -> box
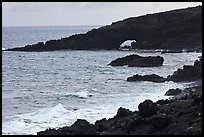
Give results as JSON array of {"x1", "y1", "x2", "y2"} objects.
[{"x1": 138, "y1": 100, "x2": 159, "y2": 118}]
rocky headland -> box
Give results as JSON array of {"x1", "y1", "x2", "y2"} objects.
[{"x1": 6, "y1": 6, "x2": 202, "y2": 52}]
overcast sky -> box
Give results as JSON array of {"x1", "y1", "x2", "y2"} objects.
[{"x1": 2, "y1": 2, "x2": 202, "y2": 26}]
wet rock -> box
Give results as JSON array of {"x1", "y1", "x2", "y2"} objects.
[
  {"x1": 127, "y1": 74, "x2": 166, "y2": 82},
  {"x1": 165, "y1": 88, "x2": 182, "y2": 96},
  {"x1": 108, "y1": 54, "x2": 164, "y2": 67},
  {"x1": 138, "y1": 100, "x2": 159, "y2": 118}
]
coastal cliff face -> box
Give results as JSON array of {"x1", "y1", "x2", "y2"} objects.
[{"x1": 7, "y1": 6, "x2": 202, "y2": 51}]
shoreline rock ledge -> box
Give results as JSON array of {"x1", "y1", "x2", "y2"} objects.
[{"x1": 6, "y1": 6, "x2": 202, "y2": 52}]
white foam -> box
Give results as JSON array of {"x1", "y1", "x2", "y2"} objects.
[
  {"x1": 2, "y1": 47, "x2": 6, "y2": 51},
  {"x1": 2, "y1": 101, "x2": 125, "y2": 135},
  {"x1": 91, "y1": 88, "x2": 98, "y2": 92},
  {"x1": 2, "y1": 104, "x2": 77, "y2": 135},
  {"x1": 66, "y1": 90, "x2": 93, "y2": 98}
]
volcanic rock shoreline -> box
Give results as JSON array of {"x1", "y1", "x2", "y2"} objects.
[
  {"x1": 6, "y1": 6, "x2": 202, "y2": 52},
  {"x1": 37, "y1": 84, "x2": 202, "y2": 135},
  {"x1": 37, "y1": 57, "x2": 202, "y2": 135}
]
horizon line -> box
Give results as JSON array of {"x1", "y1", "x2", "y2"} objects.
[{"x1": 2, "y1": 25, "x2": 104, "y2": 27}]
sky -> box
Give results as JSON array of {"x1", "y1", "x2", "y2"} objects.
[{"x1": 2, "y1": 2, "x2": 202, "y2": 26}]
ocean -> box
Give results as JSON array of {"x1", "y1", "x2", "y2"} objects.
[{"x1": 2, "y1": 26, "x2": 201, "y2": 135}]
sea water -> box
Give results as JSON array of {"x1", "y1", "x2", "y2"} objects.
[{"x1": 2, "y1": 26, "x2": 201, "y2": 135}]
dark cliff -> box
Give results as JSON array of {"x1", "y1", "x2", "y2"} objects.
[{"x1": 7, "y1": 6, "x2": 202, "y2": 52}]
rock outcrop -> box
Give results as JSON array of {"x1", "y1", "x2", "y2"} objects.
[
  {"x1": 127, "y1": 74, "x2": 166, "y2": 82},
  {"x1": 166, "y1": 57, "x2": 202, "y2": 82},
  {"x1": 6, "y1": 6, "x2": 202, "y2": 52},
  {"x1": 108, "y1": 54, "x2": 164, "y2": 67}
]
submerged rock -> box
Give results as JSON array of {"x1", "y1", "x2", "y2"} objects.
[{"x1": 108, "y1": 54, "x2": 164, "y2": 67}]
